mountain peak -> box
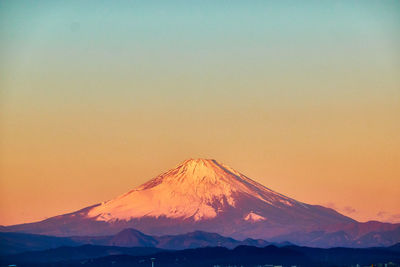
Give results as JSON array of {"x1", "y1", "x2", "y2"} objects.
[
  {"x1": 178, "y1": 158, "x2": 219, "y2": 173},
  {"x1": 181, "y1": 158, "x2": 216, "y2": 165},
  {"x1": 173, "y1": 158, "x2": 230, "y2": 183}
]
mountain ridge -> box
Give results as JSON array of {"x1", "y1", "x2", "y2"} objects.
[
  {"x1": 0, "y1": 228, "x2": 276, "y2": 255},
  {"x1": 2, "y1": 242, "x2": 400, "y2": 267}
]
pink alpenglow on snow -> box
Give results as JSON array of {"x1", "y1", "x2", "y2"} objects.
[{"x1": 87, "y1": 159, "x2": 297, "y2": 222}]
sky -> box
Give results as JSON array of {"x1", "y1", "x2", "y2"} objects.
[{"x1": 0, "y1": 0, "x2": 399, "y2": 226}]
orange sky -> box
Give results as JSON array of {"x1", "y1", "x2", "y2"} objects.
[{"x1": 0, "y1": 0, "x2": 399, "y2": 226}]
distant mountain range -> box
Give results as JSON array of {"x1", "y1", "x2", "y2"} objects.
[
  {"x1": 1, "y1": 242, "x2": 400, "y2": 267},
  {"x1": 0, "y1": 229, "x2": 281, "y2": 255},
  {"x1": 72, "y1": 228, "x2": 276, "y2": 250},
  {"x1": 2, "y1": 159, "x2": 400, "y2": 248}
]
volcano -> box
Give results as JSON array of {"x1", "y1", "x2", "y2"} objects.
[
  {"x1": 3, "y1": 159, "x2": 399, "y2": 247},
  {"x1": 88, "y1": 159, "x2": 351, "y2": 223}
]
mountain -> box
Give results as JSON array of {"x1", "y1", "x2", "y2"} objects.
[
  {"x1": 154, "y1": 230, "x2": 272, "y2": 250},
  {"x1": 0, "y1": 232, "x2": 79, "y2": 255},
  {"x1": 74, "y1": 229, "x2": 271, "y2": 250},
  {"x1": 389, "y1": 243, "x2": 400, "y2": 252},
  {"x1": 2, "y1": 158, "x2": 400, "y2": 247},
  {"x1": 2, "y1": 244, "x2": 400, "y2": 267},
  {"x1": 105, "y1": 228, "x2": 158, "y2": 247},
  {"x1": 0, "y1": 229, "x2": 273, "y2": 254},
  {"x1": 0, "y1": 244, "x2": 164, "y2": 264}
]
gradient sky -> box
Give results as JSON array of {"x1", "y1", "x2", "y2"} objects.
[{"x1": 0, "y1": 0, "x2": 399, "y2": 226}]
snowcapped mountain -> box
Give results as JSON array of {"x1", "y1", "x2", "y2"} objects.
[
  {"x1": 87, "y1": 158, "x2": 305, "y2": 222},
  {"x1": 3, "y1": 159, "x2": 400, "y2": 247},
  {"x1": 83, "y1": 158, "x2": 355, "y2": 237}
]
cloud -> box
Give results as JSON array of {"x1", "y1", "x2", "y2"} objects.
[
  {"x1": 323, "y1": 203, "x2": 357, "y2": 215},
  {"x1": 376, "y1": 211, "x2": 400, "y2": 223},
  {"x1": 343, "y1": 206, "x2": 356, "y2": 214},
  {"x1": 388, "y1": 214, "x2": 400, "y2": 223},
  {"x1": 377, "y1": 211, "x2": 387, "y2": 218}
]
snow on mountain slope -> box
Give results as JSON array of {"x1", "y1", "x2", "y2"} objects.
[
  {"x1": 87, "y1": 159, "x2": 299, "y2": 222},
  {"x1": 244, "y1": 212, "x2": 266, "y2": 222}
]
